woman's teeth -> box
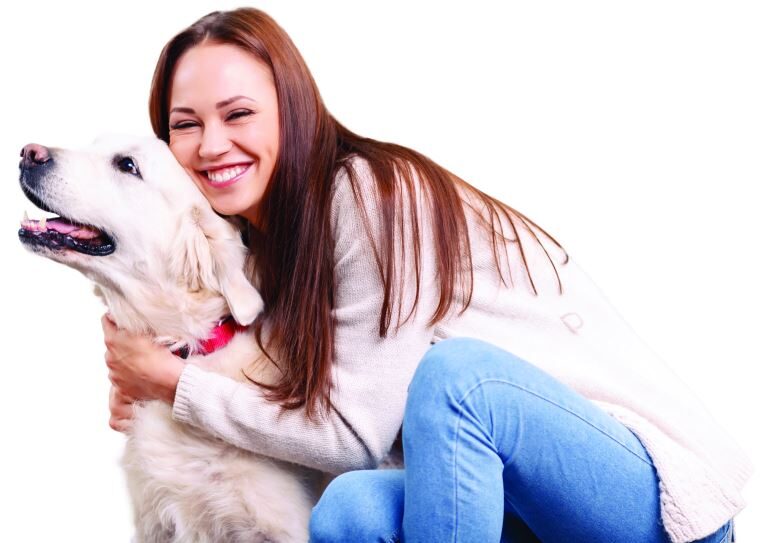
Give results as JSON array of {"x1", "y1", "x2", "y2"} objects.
[{"x1": 206, "y1": 164, "x2": 249, "y2": 183}]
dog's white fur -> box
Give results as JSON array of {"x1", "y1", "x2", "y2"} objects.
[{"x1": 20, "y1": 135, "x2": 321, "y2": 542}]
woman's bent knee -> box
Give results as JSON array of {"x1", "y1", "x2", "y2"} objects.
[
  {"x1": 407, "y1": 337, "x2": 525, "y2": 410},
  {"x1": 411, "y1": 337, "x2": 524, "y2": 389}
]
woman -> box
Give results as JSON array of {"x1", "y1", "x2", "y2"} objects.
[{"x1": 102, "y1": 7, "x2": 750, "y2": 542}]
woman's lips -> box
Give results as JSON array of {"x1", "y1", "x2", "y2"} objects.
[{"x1": 199, "y1": 162, "x2": 254, "y2": 189}]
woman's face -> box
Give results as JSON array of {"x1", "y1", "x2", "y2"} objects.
[{"x1": 168, "y1": 42, "x2": 280, "y2": 225}]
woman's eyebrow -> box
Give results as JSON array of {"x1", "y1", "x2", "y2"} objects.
[
  {"x1": 216, "y1": 95, "x2": 255, "y2": 109},
  {"x1": 170, "y1": 96, "x2": 256, "y2": 115}
]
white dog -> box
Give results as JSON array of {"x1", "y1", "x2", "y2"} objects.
[{"x1": 18, "y1": 135, "x2": 322, "y2": 543}]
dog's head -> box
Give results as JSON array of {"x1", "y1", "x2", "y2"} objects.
[{"x1": 18, "y1": 134, "x2": 263, "y2": 340}]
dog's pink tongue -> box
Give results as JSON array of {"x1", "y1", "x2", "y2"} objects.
[
  {"x1": 46, "y1": 219, "x2": 100, "y2": 239},
  {"x1": 45, "y1": 219, "x2": 78, "y2": 234}
]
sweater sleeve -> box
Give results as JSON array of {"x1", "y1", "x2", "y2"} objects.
[{"x1": 171, "y1": 157, "x2": 438, "y2": 474}]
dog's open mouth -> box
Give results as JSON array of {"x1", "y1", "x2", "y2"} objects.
[
  {"x1": 19, "y1": 213, "x2": 116, "y2": 256},
  {"x1": 17, "y1": 179, "x2": 116, "y2": 257}
]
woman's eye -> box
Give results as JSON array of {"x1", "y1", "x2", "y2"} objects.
[
  {"x1": 168, "y1": 110, "x2": 252, "y2": 131},
  {"x1": 116, "y1": 156, "x2": 141, "y2": 178},
  {"x1": 170, "y1": 121, "x2": 197, "y2": 130},
  {"x1": 227, "y1": 109, "x2": 254, "y2": 121}
]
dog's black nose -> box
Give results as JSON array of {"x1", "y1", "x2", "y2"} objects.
[
  {"x1": 20, "y1": 143, "x2": 51, "y2": 169},
  {"x1": 19, "y1": 143, "x2": 54, "y2": 191}
]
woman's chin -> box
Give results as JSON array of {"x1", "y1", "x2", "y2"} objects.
[
  {"x1": 208, "y1": 204, "x2": 256, "y2": 225},
  {"x1": 211, "y1": 204, "x2": 243, "y2": 217}
]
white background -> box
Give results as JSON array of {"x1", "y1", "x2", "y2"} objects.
[{"x1": 1, "y1": 0, "x2": 771, "y2": 540}]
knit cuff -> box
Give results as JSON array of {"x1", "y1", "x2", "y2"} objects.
[{"x1": 171, "y1": 363, "x2": 204, "y2": 425}]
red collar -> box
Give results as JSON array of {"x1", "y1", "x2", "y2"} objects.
[{"x1": 173, "y1": 316, "x2": 248, "y2": 359}]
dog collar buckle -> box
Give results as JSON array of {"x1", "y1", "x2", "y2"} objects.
[{"x1": 173, "y1": 316, "x2": 247, "y2": 359}]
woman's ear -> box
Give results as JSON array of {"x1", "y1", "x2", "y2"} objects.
[{"x1": 169, "y1": 206, "x2": 264, "y2": 326}]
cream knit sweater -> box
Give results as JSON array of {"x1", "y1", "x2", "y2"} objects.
[{"x1": 172, "y1": 157, "x2": 753, "y2": 543}]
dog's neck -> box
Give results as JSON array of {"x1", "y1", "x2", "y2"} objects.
[
  {"x1": 172, "y1": 316, "x2": 248, "y2": 359},
  {"x1": 94, "y1": 281, "x2": 232, "y2": 353}
]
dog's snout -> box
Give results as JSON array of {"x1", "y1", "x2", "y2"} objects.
[
  {"x1": 19, "y1": 143, "x2": 55, "y2": 192},
  {"x1": 20, "y1": 143, "x2": 52, "y2": 169}
]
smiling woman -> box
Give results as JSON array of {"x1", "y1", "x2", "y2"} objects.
[
  {"x1": 5, "y1": 2, "x2": 768, "y2": 543},
  {"x1": 89, "y1": 5, "x2": 759, "y2": 543}
]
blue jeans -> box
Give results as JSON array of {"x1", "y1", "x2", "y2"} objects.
[{"x1": 310, "y1": 337, "x2": 735, "y2": 543}]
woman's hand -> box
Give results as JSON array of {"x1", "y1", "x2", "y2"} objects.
[
  {"x1": 108, "y1": 385, "x2": 135, "y2": 433},
  {"x1": 101, "y1": 313, "x2": 186, "y2": 427}
]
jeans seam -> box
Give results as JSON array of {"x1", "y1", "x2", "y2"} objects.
[
  {"x1": 455, "y1": 378, "x2": 655, "y2": 469},
  {"x1": 723, "y1": 518, "x2": 733, "y2": 543},
  {"x1": 452, "y1": 402, "x2": 462, "y2": 542}
]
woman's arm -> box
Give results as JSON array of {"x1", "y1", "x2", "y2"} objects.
[
  {"x1": 105, "y1": 157, "x2": 438, "y2": 474},
  {"x1": 173, "y1": 158, "x2": 438, "y2": 473}
]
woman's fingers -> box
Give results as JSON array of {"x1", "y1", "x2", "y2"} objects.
[
  {"x1": 109, "y1": 416, "x2": 132, "y2": 433},
  {"x1": 108, "y1": 384, "x2": 135, "y2": 433},
  {"x1": 101, "y1": 312, "x2": 116, "y2": 336}
]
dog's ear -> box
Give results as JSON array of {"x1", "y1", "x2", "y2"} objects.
[{"x1": 170, "y1": 206, "x2": 264, "y2": 326}]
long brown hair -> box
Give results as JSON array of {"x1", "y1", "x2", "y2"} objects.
[{"x1": 149, "y1": 8, "x2": 568, "y2": 420}]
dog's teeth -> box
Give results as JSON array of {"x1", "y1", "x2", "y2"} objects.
[
  {"x1": 23, "y1": 210, "x2": 29, "y2": 223},
  {"x1": 40, "y1": 217, "x2": 47, "y2": 229}
]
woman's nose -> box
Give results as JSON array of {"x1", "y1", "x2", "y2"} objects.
[
  {"x1": 20, "y1": 143, "x2": 52, "y2": 169},
  {"x1": 198, "y1": 125, "x2": 232, "y2": 159}
]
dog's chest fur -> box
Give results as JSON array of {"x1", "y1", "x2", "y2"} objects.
[{"x1": 122, "y1": 332, "x2": 322, "y2": 543}]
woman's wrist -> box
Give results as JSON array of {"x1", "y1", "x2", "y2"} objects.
[{"x1": 159, "y1": 352, "x2": 186, "y2": 405}]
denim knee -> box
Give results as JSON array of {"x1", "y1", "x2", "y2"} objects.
[
  {"x1": 412, "y1": 336, "x2": 500, "y2": 383},
  {"x1": 309, "y1": 470, "x2": 403, "y2": 543},
  {"x1": 408, "y1": 337, "x2": 512, "y2": 402},
  {"x1": 405, "y1": 338, "x2": 507, "y2": 434}
]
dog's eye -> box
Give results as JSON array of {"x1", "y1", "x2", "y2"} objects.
[{"x1": 116, "y1": 156, "x2": 141, "y2": 178}]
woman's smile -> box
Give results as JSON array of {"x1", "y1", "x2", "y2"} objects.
[{"x1": 199, "y1": 162, "x2": 256, "y2": 189}]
